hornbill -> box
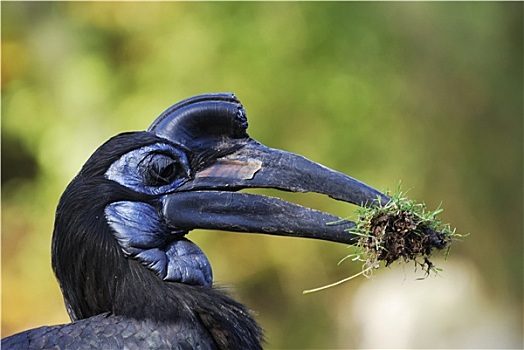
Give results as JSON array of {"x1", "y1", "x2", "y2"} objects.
[{"x1": 2, "y1": 93, "x2": 388, "y2": 349}]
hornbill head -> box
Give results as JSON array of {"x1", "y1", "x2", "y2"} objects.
[{"x1": 52, "y1": 93, "x2": 388, "y2": 323}]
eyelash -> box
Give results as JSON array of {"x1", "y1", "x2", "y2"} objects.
[{"x1": 148, "y1": 155, "x2": 178, "y2": 186}]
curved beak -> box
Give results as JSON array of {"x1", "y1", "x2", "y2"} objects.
[
  {"x1": 163, "y1": 140, "x2": 389, "y2": 245},
  {"x1": 151, "y1": 93, "x2": 389, "y2": 245}
]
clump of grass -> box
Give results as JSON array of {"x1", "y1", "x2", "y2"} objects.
[
  {"x1": 348, "y1": 187, "x2": 457, "y2": 274},
  {"x1": 304, "y1": 185, "x2": 464, "y2": 294}
]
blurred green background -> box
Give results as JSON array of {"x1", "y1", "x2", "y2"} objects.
[{"x1": 2, "y1": 2, "x2": 522, "y2": 348}]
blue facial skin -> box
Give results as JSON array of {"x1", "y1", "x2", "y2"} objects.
[
  {"x1": 104, "y1": 143, "x2": 213, "y2": 287},
  {"x1": 105, "y1": 143, "x2": 191, "y2": 196},
  {"x1": 105, "y1": 201, "x2": 213, "y2": 287}
]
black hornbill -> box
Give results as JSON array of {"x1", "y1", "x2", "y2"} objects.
[{"x1": 2, "y1": 93, "x2": 388, "y2": 349}]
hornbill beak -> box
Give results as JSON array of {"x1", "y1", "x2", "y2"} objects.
[{"x1": 149, "y1": 93, "x2": 389, "y2": 245}]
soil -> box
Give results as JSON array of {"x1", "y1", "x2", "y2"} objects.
[{"x1": 361, "y1": 210, "x2": 451, "y2": 273}]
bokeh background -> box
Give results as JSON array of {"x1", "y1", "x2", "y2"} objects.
[{"x1": 2, "y1": 2, "x2": 522, "y2": 348}]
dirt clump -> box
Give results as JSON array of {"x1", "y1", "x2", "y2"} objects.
[{"x1": 359, "y1": 210, "x2": 451, "y2": 273}]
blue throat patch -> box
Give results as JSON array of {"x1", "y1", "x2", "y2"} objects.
[{"x1": 105, "y1": 201, "x2": 213, "y2": 287}]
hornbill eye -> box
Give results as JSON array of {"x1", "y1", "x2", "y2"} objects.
[
  {"x1": 106, "y1": 143, "x2": 191, "y2": 195},
  {"x1": 144, "y1": 153, "x2": 179, "y2": 187}
]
